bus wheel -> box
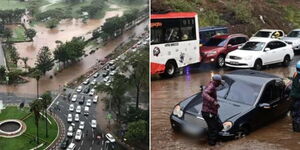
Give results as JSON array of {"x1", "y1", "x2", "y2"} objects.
[{"x1": 162, "y1": 61, "x2": 177, "y2": 78}]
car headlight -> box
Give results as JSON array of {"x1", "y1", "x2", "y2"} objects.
[
  {"x1": 222, "y1": 121, "x2": 233, "y2": 131},
  {"x1": 244, "y1": 55, "x2": 253, "y2": 60},
  {"x1": 206, "y1": 50, "x2": 217, "y2": 56},
  {"x1": 173, "y1": 105, "x2": 183, "y2": 118}
]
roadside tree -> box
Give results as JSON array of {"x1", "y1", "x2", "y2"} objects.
[
  {"x1": 29, "y1": 99, "x2": 43, "y2": 144},
  {"x1": 40, "y1": 91, "x2": 53, "y2": 138},
  {"x1": 124, "y1": 120, "x2": 148, "y2": 144},
  {"x1": 35, "y1": 46, "x2": 54, "y2": 74},
  {"x1": 25, "y1": 28, "x2": 37, "y2": 41}
]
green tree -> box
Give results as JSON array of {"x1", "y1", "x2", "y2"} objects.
[
  {"x1": 25, "y1": 28, "x2": 37, "y2": 41},
  {"x1": 8, "y1": 45, "x2": 20, "y2": 65},
  {"x1": 40, "y1": 91, "x2": 52, "y2": 138},
  {"x1": 125, "y1": 120, "x2": 148, "y2": 144},
  {"x1": 31, "y1": 69, "x2": 42, "y2": 98},
  {"x1": 7, "y1": 69, "x2": 22, "y2": 84},
  {"x1": 20, "y1": 57, "x2": 29, "y2": 69},
  {"x1": 0, "y1": 66, "x2": 5, "y2": 80},
  {"x1": 46, "y1": 18, "x2": 59, "y2": 29},
  {"x1": 119, "y1": 46, "x2": 149, "y2": 109},
  {"x1": 35, "y1": 46, "x2": 54, "y2": 74},
  {"x1": 3, "y1": 28, "x2": 12, "y2": 41},
  {"x1": 96, "y1": 74, "x2": 130, "y2": 123},
  {"x1": 30, "y1": 99, "x2": 43, "y2": 144}
]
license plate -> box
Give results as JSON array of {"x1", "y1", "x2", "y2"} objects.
[{"x1": 230, "y1": 61, "x2": 238, "y2": 65}]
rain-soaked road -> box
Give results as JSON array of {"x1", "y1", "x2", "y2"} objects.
[{"x1": 151, "y1": 53, "x2": 300, "y2": 150}]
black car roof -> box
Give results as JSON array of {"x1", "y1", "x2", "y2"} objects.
[{"x1": 224, "y1": 69, "x2": 280, "y2": 86}]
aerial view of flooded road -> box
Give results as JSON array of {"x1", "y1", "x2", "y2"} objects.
[{"x1": 151, "y1": 54, "x2": 300, "y2": 150}]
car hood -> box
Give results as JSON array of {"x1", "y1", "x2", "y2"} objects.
[
  {"x1": 200, "y1": 46, "x2": 223, "y2": 53},
  {"x1": 227, "y1": 49, "x2": 260, "y2": 58},
  {"x1": 282, "y1": 37, "x2": 300, "y2": 44},
  {"x1": 183, "y1": 93, "x2": 251, "y2": 122}
]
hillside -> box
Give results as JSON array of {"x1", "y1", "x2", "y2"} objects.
[{"x1": 151, "y1": 0, "x2": 300, "y2": 35}]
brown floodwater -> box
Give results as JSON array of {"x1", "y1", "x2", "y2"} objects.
[
  {"x1": 0, "y1": 8, "x2": 148, "y2": 96},
  {"x1": 151, "y1": 55, "x2": 300, "y2": 150}
]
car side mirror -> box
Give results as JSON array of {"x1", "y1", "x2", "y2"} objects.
[
  {"x1": 227, "y1": 44, "x2": 232, "y2": 48},
  {"x1": 264, "y1": 48, "x2": 271, "y2": 52},
  {"x1": 238, "y1": 45, "x2": 242, "y2": 49},
  {"x1": 259, "y1": 103, "x2": 271, "y2": 109}
]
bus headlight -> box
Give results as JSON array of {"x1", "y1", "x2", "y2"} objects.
[
  {"x1": 222, "y1": 121, "x2": 233, "y2": 131},
  {"x1": 173, "y1": 105, "x2": 183, "y2": 118}
]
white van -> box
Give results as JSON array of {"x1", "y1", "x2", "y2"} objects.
[
  {"x1": 84, "y1": 106, "x2": 89, "y2": 116},
  {"x1": 67, "y1": 126, "x2": 73, "y2": 137},
  {"x1": 66, "y1": 143, "x2": 76, "y2": 150}
]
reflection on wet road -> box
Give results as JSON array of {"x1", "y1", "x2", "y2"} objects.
[{"x1": 151, "y1": 54, "x2": 300, "y2": 150}]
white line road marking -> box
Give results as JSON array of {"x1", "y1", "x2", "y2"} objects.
[
  {"x1": 48, "y1": 94, "x2": 61, "y2": 110},
  {"x1": 78, "y1": 147, "x2": 81, "y2": 150},
  {"x1": 89, "y1": 147, "x2": 92, "y2": 150},
  {"x1": 92, "y1": 140, "x2": 94, "y2": 145},
  {"x1": 81, "y1": 140, "x2": 84, "y2": 146}
]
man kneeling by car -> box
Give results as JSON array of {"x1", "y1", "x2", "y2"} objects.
[{"x1": 201, "y1": 74, "x2": 224, "y2": 146}]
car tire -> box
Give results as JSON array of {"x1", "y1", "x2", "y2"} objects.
[
  {"x1": 282, "y1": 55, "x2": 290, "y2": 67},
  {"x1": 171, "y1": 122, "x2": 181, "y2": 132},
  {"x1": 216, "y1": 55, "x2": 225, "y2": 68},
  {"x1": 160, "y1": 61, "x2": 177, "y2": 78},
  {"x1": 253, "y1": 59, "x2": 263, "y2": 70},
  {"x1": 236, "y1": 125, "x2": 250, "y2": 139}
]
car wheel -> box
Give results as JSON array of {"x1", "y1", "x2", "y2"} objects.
[
  {"x1": 236, "y1": 126, "x2": 250, "y2": 139},
  {"x1": 171, "y1": 122, "x2": 181, "y2": 132},
  {"x1": 161, "y1": 61, "x2": 177, "y2": 78},
  {"x1": 216, "y1": 55, "x2": 225, "y2": 68},
  {"x1": 282, "y1": 55, "x2": 290, "y2": 67},
  {"x1": 253, "y1": 59, "x2": 263, "y2": 70}
]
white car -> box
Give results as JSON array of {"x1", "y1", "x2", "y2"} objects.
[
  {"x1": 93, "y1": 72, "x2": 99, "y2": 78},
  {"x1": 74, "y1": 114, "x2": 80, "y2": 122},
  {"x1": 76, "y1": 86, "x2": 82, "y2": 93},
  {"x1": 67, "y1": 114, "x2": 72, "y2": 123},
  {"x1": 250, "y1": 29, "x2": 285, "y2": 40},
  {"x1": 86, "y1": 99, "x2": 92, "y2": 106},
  {"x1": 225, "y1": 38, "x2": 294, "y2": 70},
  {"x1": 282, "y1": 29, "x2": 300, "y2": 51},
  {"x1": 69, "y1": 104, "x2": 75, "y2": 112},
  {"x1": 105, "y1": 133, "x2": 116, "y2": 143},
  {"x1": 76, "y1": 106, "x2": 81, "y2": 113},
  {"x1": 66, "y1": 143, "x2": 76, "y2": 150},
  {"x1": 91, "y1": 119, "x2": 97, "y2": 128},
  {"x1": 91, "y1": 79, "x2": 97, "y2": 85},
  {"x1": 109, "y1": 70, "x2": 117, "y2": 76},
  {"x1": 93, "y1": 96, "x2": 98, "y2": 103},
  {"x1": 103, "y1": 76, "x2": 109, "y2": 82},
  {"x1": 79, "y1": 121, "x2": 85, "y2": 129},
  {"x1": 83, "y1": 79, "x2": 90, "y2": 85},
  {"x1": 71, "y1": 94, "x2": 77, "y2": 102},
  {"x1": 75, "y1": 129, "x2": 82, "y2": 141},
  {"x1": 89, "y1": 89, "x2": 95, "y2": 96},
  {"x1": 67, "y1": 126, "x2": 74, "y2": 137}
]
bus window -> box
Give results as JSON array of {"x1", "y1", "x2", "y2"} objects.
[
  {"x1": 165, "y1": 27, "x2": 180, "y2": 43},
  {"x1": 180, "y1": 18, "x2": 196, "y2": 41},
  {"x1": 151, "y1": 27, "x2": 163, "y2": 45}
]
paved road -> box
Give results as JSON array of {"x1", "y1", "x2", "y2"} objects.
[{"x1": 0, "y1": 41, "x2": 6, "y2": 68}]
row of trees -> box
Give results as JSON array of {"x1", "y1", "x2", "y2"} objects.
[
  {"x1": 0, "y1": 27, "x2": 36, "y2": 42},
  {"x1": 92, "y1": 9, "x2": 141, "y2": 41},
  {"x1": 80, "y1": 0, "x2": 106, "y2": 18},
  {"x1": 29, "y1": 91, "x2": 53, "y2": 144},
  {"x1": 0, "y1": 9, "x2": 25, "y2": 24}
]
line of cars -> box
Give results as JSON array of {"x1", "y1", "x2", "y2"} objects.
[{"x1": 200, "y1": 29, "x2": 299, "y2": 70}]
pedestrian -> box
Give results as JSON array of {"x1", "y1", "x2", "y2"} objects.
[
  {"x1": 201, "y1": 74, "x2": 224, "y2": 146},
  {"x1": 291, "y1": 61, "x2": 300, "y2": 132}
]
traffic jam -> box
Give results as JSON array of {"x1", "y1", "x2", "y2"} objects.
[
  {"x1": 151, "y1": 12, "x2": 300, "y2": 147},
  {"x1": 51, "y1": 34, "x2": 149, "y2": 150}
]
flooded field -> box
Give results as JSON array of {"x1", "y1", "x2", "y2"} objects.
[
  {"x1": 0, "y1": 17, "x2": 148, "y2": 96},
  {"x1": 151, "y1": 55, "x2": 300, "y2": 150}
]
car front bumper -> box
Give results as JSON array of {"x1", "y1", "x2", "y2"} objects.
[
  {"x1": 225, "y1": 58, "x2": 254, "y2": 68},
  {"x1": 170, "y1": 115, "x2": 235, "y2": 139}
]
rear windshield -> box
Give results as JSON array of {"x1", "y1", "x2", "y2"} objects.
[
  {"x1": 254, "y1": 31, "x2": 271, "y2": 38},
  {"x1": 204, "y1": 38, "x2": 227, "y2": 47},
  {"x1": 287, "y1": 31, "x2": 300, "y2": 38}
]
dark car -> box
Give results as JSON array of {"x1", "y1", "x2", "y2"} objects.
[
  {"x1": 102, "y1": 71, "x2": 109, "y2": 77},
  {"x1": 170, "y1": 70, "x2": 292, "y2": 139},
  {"x1": 79, "y1": 96, "x2": 85, "y2": 105},
  {"x1": 199, "y1": 26, "x2": 228, "y2": 45},
  {"x1": 60, "y1": 138, "x2": 70, "y2": 149},
  {"x1": 200, "y1": 34, "x2": 248, "y2": 67},
  {"x1": 83, "y1": 87, "x2": 90, "y2": 94}
]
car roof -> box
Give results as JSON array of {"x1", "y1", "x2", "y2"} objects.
[
  {"x1": 257, "y1": 29, "x2": 284, "y2": 32},
  {"x1": 248, "y1": 37, "x2": 281, "y2": 43},
  {"x1": 291, "y1": 29, "x2": 300, "y2": 32},
  {"x1": 225, "y1": 70, "x2": 280, "y2": 86},
  {"x1": 199, "y1": 26, "x2": 227, "y2": 32},
  {"x1": 213, "y1": 34, "x2": 247, "y2": 39}
]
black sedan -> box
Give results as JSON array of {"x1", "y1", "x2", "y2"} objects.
[{"x1": 170, "y1": 70, "x2": 292, "y2": 139}]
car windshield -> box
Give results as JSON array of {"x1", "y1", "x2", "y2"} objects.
[
  {"x1": 217, "y1": 76, "x2": 261, "y2": 105},
  {"x1": 240, "y1": 42, "x2": 265, "y2": 51},
  {"x1": 204, "y1": 38, "x2": 227, "y2": 47},
  {"x1": 254, "y1": 31, "x2": 271, "y2": 37},
  {"x1": 287, "y1": 31, "x2": 300, "y2": 38}
]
